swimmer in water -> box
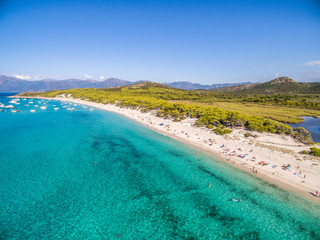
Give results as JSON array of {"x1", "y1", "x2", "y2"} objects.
[{"x1": 232, "y1": 199, "x2": 242, "y2": 202}]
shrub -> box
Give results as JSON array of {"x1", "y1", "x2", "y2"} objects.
[
  {"x1": 293, "y1": 127, "x2": 313, "y2": 144},
  {"x1": 300, "y1": 150, "x2": 309, "y2": 154},
  {"x1": 244, "y1": 133, "x2": 251, "y2": 138},
  {"x1": 310, "y1": 147, "x2": 320, "y2": 157},
  {"x1": 213, "y1": 126, "x2": 232, "y2": 135}
]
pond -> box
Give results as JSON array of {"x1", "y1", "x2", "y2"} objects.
[{"x1": 289, "y1": 116, "x2": 320, "y2": 143}]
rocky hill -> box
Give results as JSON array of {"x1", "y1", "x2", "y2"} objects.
[{"x1": 213, "y1": 77, "x2": 320, "y2": 94}]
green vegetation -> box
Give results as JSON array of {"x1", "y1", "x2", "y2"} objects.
[
  {"x1": 170, "y1": 100, "x2": 320, "y2": 123},
  {"x1": 292, "y1": 127, "x2": 313, "y2": 145},
  {"x1": 212, "y1": 126, "x2": 232, "y2": 135},
  {"x1": 310, "y1": 147, "x2": 320, "y2": 157},
  {"x1": 300, "y1": 150, "x2": 309, "y2": 155},
  {"x1": 19, "y1": 81, "x2": 318, "y2": 143}
]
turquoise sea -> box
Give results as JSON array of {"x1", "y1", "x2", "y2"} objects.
[{"x1": 1, "y1": 93, "x2": 320, "y2": 239}]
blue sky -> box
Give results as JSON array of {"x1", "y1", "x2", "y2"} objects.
[{"x1": 0, "y1": 0, "x2": 319, "y2": 84}]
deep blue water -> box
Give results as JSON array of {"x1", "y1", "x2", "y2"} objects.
[
  {"x1": 290, "y1": 116, "x2": 320, "y2": 143},
  {"x1": 1, "y1": 93, "x2": 320, "y2": 239}
]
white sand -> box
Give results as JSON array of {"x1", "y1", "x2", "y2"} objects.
[{"x1": 30, "y1": 96, "x2": 320, "y2": 201}]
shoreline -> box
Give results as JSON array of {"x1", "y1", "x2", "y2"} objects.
[{"x1": 18, "y1": 96, "x2": 320, "y2": 202}]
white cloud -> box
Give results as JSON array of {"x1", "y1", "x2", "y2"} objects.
[
  {"x1": 100, "y1": 75, "x2": 105, "y2": 80},
  {"x1": 13, "y1": 74, "x2": 31, "y2": 80},
  {"x1": 305, "y1": 60, "x2": 320, "y2": 67},
  {"x1": 275, "y1": 73, "x2": 279, "y2": 77},
  {"x1": 84, "y1": 73, "x2": 92, "y2": 79}
]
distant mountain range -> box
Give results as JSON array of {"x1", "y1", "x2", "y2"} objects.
[
  {"x1": 165, "y1": 81, "x2": 253, "y2": 90},
  {"x1": 3, "y1": 74, "x2": 319, "y2": 94},
  {"x1": 0, "y1": 75, "x2": 133, "y2": 92},
  {"x1": 0, "y1": 74, "x2": 253, "y2": 92},
  {"x1": 213, "y1": 77, "x2": 320, "y2": 94}
]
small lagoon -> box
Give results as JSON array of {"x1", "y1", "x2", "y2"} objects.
[
  {"x1": 290, "y1": 116, "x2": 320, "y2": 143},
  {"x1": 1, "y1": 93, "x2": 320, "y2": 239}
]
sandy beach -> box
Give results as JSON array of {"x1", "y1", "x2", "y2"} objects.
[{"x1": 24, "y1": 96, "x2": 320, "y2": 202}]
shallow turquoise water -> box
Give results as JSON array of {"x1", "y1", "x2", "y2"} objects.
[{"x1": 1, "y1": 95, "x2": 320, "y2": 239}]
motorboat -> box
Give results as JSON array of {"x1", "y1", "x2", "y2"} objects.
[{"x1": 5, "y1": 105, "x2": 14, "y2": 109}]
